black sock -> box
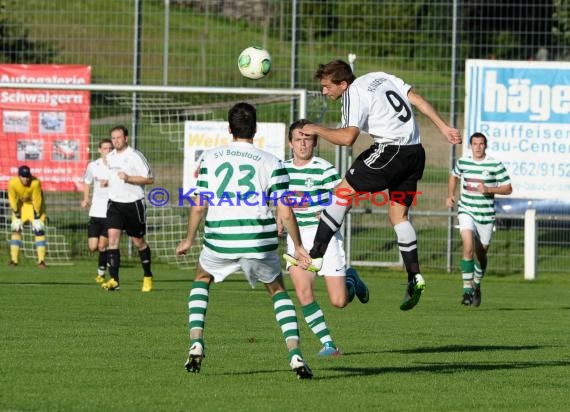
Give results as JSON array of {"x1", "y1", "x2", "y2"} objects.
[
  {"x1": 309, "y1": 198, "x2": 350, "y2": 259},
  {"x1": 400, "y1": 249, "x2": 420, "y2": 283},
  {"x1": 394, "y1": 221, "x2": 420, "y2": 283},
  {"x1": 107, "y1": 249, "x2": 120, "y2": 282},
  {"x1": 98, "y1": 250, "x2": 108, "y2": 273},
  {"x1": 139, "y1": 246, "x2": 153, "y2": 277},
  {"x1": 310, "y1": 213, "x2": 339, "y2": 259}
]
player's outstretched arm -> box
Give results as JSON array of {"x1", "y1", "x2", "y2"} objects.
[
  {"x1": 446, "y1": 174, "x2": 459, "y2": 208},
  {"x1": 301, "y1": 123, "x2": 360, "y2": 147},
  {"x1": 31, "y1": 180, "x2": 45, "y2": 217},
  {"x1": 277, "y1": 200, "x2": 310, "y2": 267},
  {"x1": 408, "y1": 89, "x2": 462, "y2": 145},
  {"x1": 176, "y1": 201, "x2": 206, "y2": 256},
  {"x1": 478, "y1": 183, "x2": 513, "y2": 196},
  {"x1": 8, "y1": 182, "x2": 19, "y2": 213},
  {"x1": 81, "y1": 182, "x2": 91, "y2": 208},
  {"x1": 118, "y1": 172, "x2": 154, "y2": 185}
]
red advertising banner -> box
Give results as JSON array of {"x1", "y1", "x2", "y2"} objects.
[{"x1": 0, "y1": 64, "x2": 91, "y2": 191}]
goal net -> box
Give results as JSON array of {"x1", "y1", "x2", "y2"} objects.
[{"x1": 1, "y1": 222, "x2": 72, "y2": 265}]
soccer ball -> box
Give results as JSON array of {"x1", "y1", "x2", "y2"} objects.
[{"x1": 238, "y1": 46, "x2": 271, "y2": 80}]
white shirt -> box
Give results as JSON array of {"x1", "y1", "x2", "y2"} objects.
[
  {"x1": 343, "y1": 71, "x2": 420, "y2": 146},
  {"x1": 107, "y1": 146, "x2": 153, "y2": 203},
  {"x1": 84, "y1": 158, "x2": 110, "y2": 218}
]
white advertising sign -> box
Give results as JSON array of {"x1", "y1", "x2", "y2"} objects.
[
  {"x1": 465, "y1": 59, "x2": 570, "y2": 199},
  {"x1": 183, "y1": 120, "x2": 286, "y2": 193}
]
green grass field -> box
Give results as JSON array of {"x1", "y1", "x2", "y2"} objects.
[{"x1": 1, "y1": 260, "x2": 568, "y2": 411}]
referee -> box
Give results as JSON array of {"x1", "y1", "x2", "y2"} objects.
[{"x1": 102, "y1": 125, "x2": 155, "y2": 292}]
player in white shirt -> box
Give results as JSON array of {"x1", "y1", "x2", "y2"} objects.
[
  {"x1": 282, "y1": 119, "x2": 369, "y2": 357},
  {"x1": 102, "y1": 125, "x2": 155, "y2": 292},
  {"x1": 176, "y1": 102, "x2": 313, "y2": 379},
  {"x1": 288, "y1": 59, "x2": 462, "y2": 311},
  {"x1": 81, "y1": 138, "x2": 113, "y2": 283},
  {"x1": 446, "y1": 132, "x2": 512, "y2": 307}
]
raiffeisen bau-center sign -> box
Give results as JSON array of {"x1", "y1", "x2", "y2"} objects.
[{"x1": 465, "y1": 59, "x2": 570, "y2": 200}]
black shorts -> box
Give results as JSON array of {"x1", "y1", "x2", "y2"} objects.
[
  {"x1": 106, "y1": 199, "x2": 147, "y2": 238},
  {"x1": 345, "y1": 143, "x2": 425, "y2": 207},
  {"x1": 87, "y1": 217, "x2": 108, "y2": 238}
]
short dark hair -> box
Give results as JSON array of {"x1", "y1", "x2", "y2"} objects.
[
  {"x1": 315, "y1": 60, "x2": 356, "y2": 85},
  {"x1": 98, "y1": 138, "x2": 113, "y2": 148},
  {"x1": 288, "y1": 118, "x2": 316, "y2": 142},
  {"x1": 228, "y1": 102, "x2": 256, "y2": 139},
  {"x1": 469, "y1": 132, "x2": 487, "y2": 146},
  {"x1": 109, "y1": 125, "x2": 128, "y2": 136}
]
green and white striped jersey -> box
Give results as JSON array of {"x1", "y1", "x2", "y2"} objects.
[
  {"x1": 195, "y1": 141, "x2": 289, "y2": 259},
  {"x1": 452, "y1": 155, "x2": 511, "y2": 224},
  {"x1": 283, "y1": 156, "x2": 341, "y2": 228}
]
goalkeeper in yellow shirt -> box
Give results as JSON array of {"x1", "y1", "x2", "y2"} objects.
[{"x1": 8, "y1": 165, "x2": 47, "y2": 268}]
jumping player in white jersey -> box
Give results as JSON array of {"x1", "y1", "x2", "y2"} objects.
[
  {"x1": 102, "y1": 125, "x2": 155, "y2": 292},
  {"x1": 287, "y1": 59, "x2": 462, "y2": 311},
  {"x1": 175, "y1": 102, "x2": 313, "y2": 379},
  {"x1": 282, "y1": 118, "x2": 369, "y2": 357},
  {"x1": 81, "y1": 138, "x2": 113, "y2": 284},
  {"x1": 446, "y1": 132, "x2": 512, "y2": 307}
]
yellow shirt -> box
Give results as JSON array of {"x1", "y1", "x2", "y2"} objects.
[{"x1": 8, "y1": 176, "x2": 45, "y2": 216}]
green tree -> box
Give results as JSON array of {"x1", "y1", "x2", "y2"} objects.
[
  {"x1": 553, "y1": 0, "x2": 570, "y2": 49},
  {"x1": 335, "y1": 1, "x2": 418, "y2": 58},
  {"x1": 0, "y1": 1, "x2": 58, "y2": 63},
  {"x1": 462, "y1": 0, "x2": 555, "y2": 60}
]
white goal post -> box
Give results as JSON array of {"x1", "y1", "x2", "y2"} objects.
[{"x1": 0, "y1": 82, "x2": 307, "y2": 114}]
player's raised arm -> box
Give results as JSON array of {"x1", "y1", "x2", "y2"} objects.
[
  {"x1": 301, "y1": 123, "x2": 360, "y2": 147},
  {"x1": 408, "y1": 89, "x2": 462, "y2": 145}
]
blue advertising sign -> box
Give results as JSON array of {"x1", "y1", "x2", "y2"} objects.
[{"x1": 465, "y1": 60, "x2": 570, "y2": 199}]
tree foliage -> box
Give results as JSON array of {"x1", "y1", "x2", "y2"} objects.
[
  {"x1": 461, "y1": 0, "x2": 556, "y2": 60},
  {"x1": 296, "y1": 0, "x2": 567, "y2": 67},
  {"x1": 0, "y1": 1, "x2": 58, "y2": 63},
  {"x1": 553, "y1": 0, "x2": 570, "y2": 48}
]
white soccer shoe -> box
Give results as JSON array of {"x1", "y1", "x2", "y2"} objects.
[
  {"x1": 289, "y1": 354, "x2": 313, "y2": 379},
  {"x1": 185, "y1": 342, "x2": 205, "y2": 373}
]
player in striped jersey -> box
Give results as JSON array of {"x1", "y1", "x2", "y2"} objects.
[
  {"x1": 447, "y1": 132, "x2": 512, "y2": 306},
  {"x1": 282, "y1": 119, "x2": 369, "y2": 357},
  {"x1": 176, "y1": 102, "x2": 313, "y2": 378}
]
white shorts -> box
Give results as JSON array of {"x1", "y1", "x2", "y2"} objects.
[
  {"x1": 199, "y1": 248, "x2": 281, "y2": 288},
  {"x1": 458, "y1": 213, "x2": 494, "y2": 247},
  {"x1": 286, "y1": 227, "x2": 346, "y2": 277}
]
